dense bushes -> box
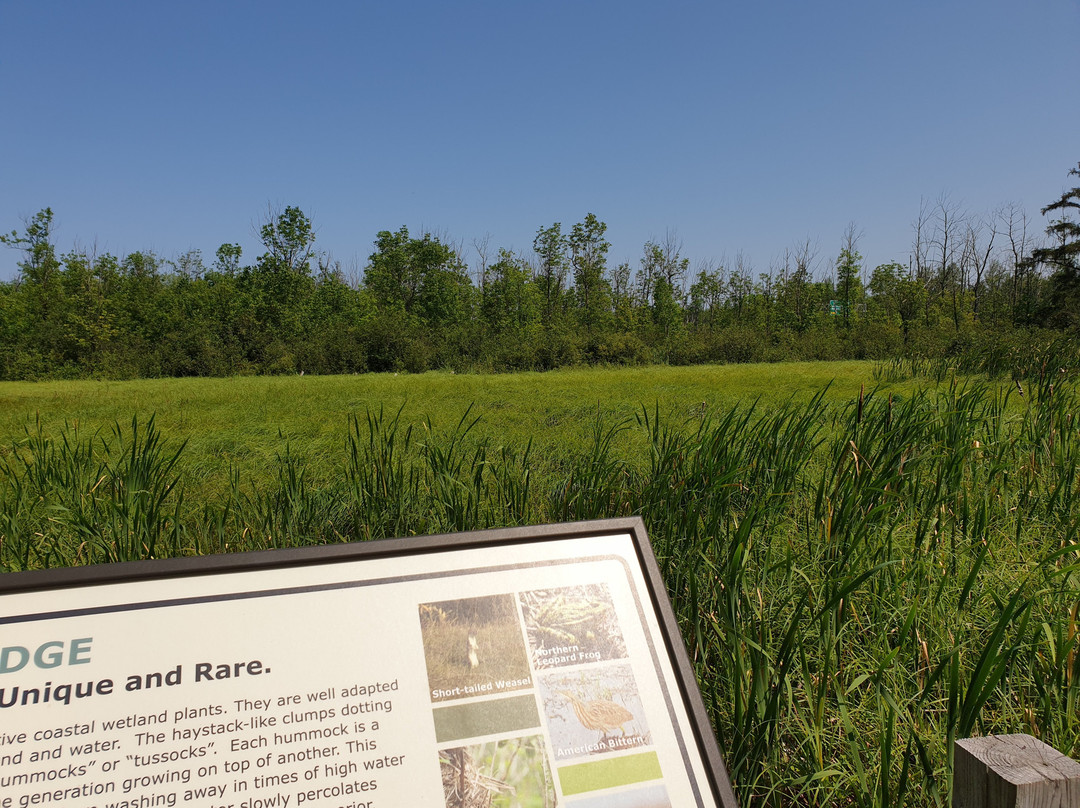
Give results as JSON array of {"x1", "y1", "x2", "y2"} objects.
[{"x1": 0, "y1": 206, "x2": 1072, "y2": 380}]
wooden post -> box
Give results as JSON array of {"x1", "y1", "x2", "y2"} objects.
[{"x1": 954, "y1": 734, "x2": 1080, "y2": 808}]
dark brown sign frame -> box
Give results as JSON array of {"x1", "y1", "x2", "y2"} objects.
[{"x1": 1, "y1": 517, "x2": 737, "y2": 808}]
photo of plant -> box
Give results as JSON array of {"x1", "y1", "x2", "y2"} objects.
[
  {"x1": 518, "y1": 585, "x2": 627, "y2": 669},
  {"x1": 420, "y1": 594, "x2": 533, "y2": 701},
  {"x1": 537, "y1": 665, "x2": 650, "y2": 759},
  {"x1": 439, "y1": 735, "x2": 557, "y2": 808}
]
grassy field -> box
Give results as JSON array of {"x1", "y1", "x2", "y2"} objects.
[
  {"x1": 0, "y1": 361, "x2": 888, "y2": 500},
  {"x1": 1, "y1": 359, "x2": 1077, "y2": 807}
]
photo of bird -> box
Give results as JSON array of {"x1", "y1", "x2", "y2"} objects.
[
  {"x1": 539, "y1": 664, "x2": 651, "y2": 759},
  {"x1": 558, "y1": 689, "x2": 635, "y2": 739}
]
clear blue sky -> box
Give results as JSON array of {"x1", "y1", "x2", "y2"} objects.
[{"x1": 1, "y1": 1, "x2": 1077, "y2": 283}]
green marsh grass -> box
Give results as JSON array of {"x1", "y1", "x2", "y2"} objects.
[
  {"x1": 1, "y1": 359, "x2": 1078, "y2": 807},
  {"x1": 0, "y1": 362, "x2": 877, "y2": 496}
]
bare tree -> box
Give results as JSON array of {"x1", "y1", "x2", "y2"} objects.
[
  {"x1": 932, "y1": 194, "x2": 965, "y2": 287},
  {"x1": 913, "y1": 194, "x2": 965, "y2": 327},
  {"x1": 793, "y1": 237, "x2": 818, "y2": 277},
  {"x1": 729, "y1": 251, "x2": 754, "y2": 320},
  {"x1": 660, "y1": 228, "x2": 689, "y2": 297},
  {"x1": 472, "y1": 233, "x2": 492, "y2": 289},
  {"x1": 912, "y1": 198, "x2": 933, "y2": 286},
  {"x1": 962, "y1": 215, "x2": 996, "y2": 321},
  {"x1": 783, "y1": 238, "x2": 818, "y2": 331},
  {"x1": 609, "y1": 260, "x2": 633, "y2": 314},
  {"x1": 341, "y1": 256, "x2": 364, "y2": 290},
  {"x1": 316, "y1": 251, "x2": 343, "y2": 282},
  {"x1": 995, "y1": 202, "x2": 1032, "y2": 321},
  {"x1": 760, "y1": 262, "x2": 778, "y2": 336},
  {"x1": 638, "y1": 229, "x2": 689, "y2": 306}
]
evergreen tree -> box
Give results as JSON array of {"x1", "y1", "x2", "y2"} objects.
[{"x1": 1032, "y1": 162, "x2": 1080, "y2": 329}]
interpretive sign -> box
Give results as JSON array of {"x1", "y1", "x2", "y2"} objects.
[{"x1": 0, "y1": 518, "x2": 737, "y2": 808}]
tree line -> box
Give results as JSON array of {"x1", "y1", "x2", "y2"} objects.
[{"x1": 1, "y1": 164, "x2": 1077, "y2": 380}]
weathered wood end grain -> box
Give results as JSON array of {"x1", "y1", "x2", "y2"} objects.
[{"x1": 953, "y1": 734, "x2": 1080, "y2": 808}]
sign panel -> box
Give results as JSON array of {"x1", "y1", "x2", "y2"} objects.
[{"x1": 0, "y1": 518, "x2": 737, "y2": 808}]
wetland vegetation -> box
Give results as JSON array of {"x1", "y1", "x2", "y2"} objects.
[{"x1": 1, "y1": 357, "x2": 1078, "y2": 806}]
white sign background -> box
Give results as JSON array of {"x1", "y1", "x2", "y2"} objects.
[{"x1": 1, "y1": 532, "x2": 723, "y2": 808}]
